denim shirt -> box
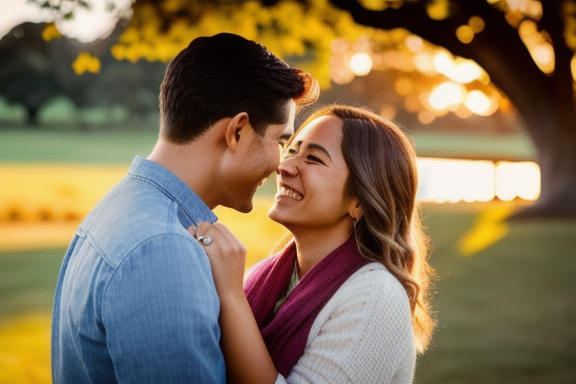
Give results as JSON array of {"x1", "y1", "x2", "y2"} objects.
[{"x1": 52, "y1": 156, "x2": 225, "y2": 384}]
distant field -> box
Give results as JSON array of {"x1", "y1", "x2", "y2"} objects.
[
  {"x1": 2, "y1": 120, "x2": 574, "y2": 384},
  {"x1": 0, "y1": 121, "x2": 535, "y2": 163},
  {"x1": 0, "y1": 126, "x2": 158, "y2": 164}
]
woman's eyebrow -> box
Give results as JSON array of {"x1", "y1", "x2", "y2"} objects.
[{"x1": 303, "y1": 142, "x2": 332, "y2": 160}]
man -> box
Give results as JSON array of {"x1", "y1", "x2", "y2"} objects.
[{"x1": 51, "y1": 33, "x2": 318, "y2": 384}]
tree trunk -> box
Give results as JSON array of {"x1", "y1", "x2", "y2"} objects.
[
  {"x1": 26, "y1": 106, "x2": 39, "y2": 126},
  {"x1": 514, "y1": 111, "x2": 576, "y2": 218}
]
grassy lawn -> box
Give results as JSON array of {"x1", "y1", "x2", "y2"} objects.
[
  {"x1": 1, "y1": 202, "x2": 575, "y2": 383},
  {"x1": 0, "y1": 126, "x2": 158, "y2": 164},
  {"x1": 0, "y1": 123, "x2": 535, "y2": 163},
  {"x1": 0, "y1": 123, "x2": 573, "y2": 383},
  {"x1": 417, "y1": 204, "x2": 576, "y2": 384}
]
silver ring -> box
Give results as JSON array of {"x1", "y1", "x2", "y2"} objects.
[{"x1": 197, "y1": 236, "x2": 213, "y2": 246}]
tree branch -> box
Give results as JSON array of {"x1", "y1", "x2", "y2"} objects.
[
  {"x1": 327, "y1": 0, "x2": 554, "y2": 125},
  {"x1": 540, "y1": 0, "x2": 576, "y2": 112}
]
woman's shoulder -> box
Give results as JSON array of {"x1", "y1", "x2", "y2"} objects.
[
  {"x1": 343, "y1": 262, "x2": 408, "y2": 297},
  {"x1": 322, "y1": 261, "x2": 412, "y2": 324},
  {"x1": 303, "y1": 261, "x2": 415, "y2": 381}
]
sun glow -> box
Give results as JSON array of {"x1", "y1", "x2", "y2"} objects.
[
  {"x1": 495, "y1": 161, "x2": 541, "y2": 201},
  {"x1": 464, "y1": 90, "x2": 499, "y2": 116},
  {"x1": 428, "y1": 82, "x2": 465, "y2": 113},
  {"x1": 349, "y1": 52, "x2": 373, "y2": 76},
  {"x1": 417, "y1": 158, "x2": 541, "y2": 203}
]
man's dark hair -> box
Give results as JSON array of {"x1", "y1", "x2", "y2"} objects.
[{"x1": 159, "y1": 33, "x2": 314, "y2": 143}]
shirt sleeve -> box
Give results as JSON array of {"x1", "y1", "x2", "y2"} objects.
[
  {"x1": 276, "y1": 265, "x2": 416, "y2": 384},
  {"x1": 101, "y1": 233, "x2": 225, "y2": 384}
]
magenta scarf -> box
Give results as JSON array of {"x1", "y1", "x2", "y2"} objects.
[{"x1": 243, "y1": 235, "x2": 370, "y2": 377}]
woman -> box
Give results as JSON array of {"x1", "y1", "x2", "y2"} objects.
[{"x1": 194, "y1": 105, "x2": 435, "y2": 383}]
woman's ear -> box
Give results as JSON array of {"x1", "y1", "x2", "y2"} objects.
[
  {"x1": 349, "y1": 199, "x2": 364, "y2": 221},
  {"x1": 224, "y1": 112, "x2": 249, "y2": 152}
]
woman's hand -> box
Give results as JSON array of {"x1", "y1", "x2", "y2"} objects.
[
  {"x1": 189, "y1": 222, "x2": 247, "y2": 301},
  {"x1": 189, "y1": 222, "x2": 278, "y2": 384}
]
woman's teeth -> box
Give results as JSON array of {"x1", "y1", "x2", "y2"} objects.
[{"x1": 278, "y1": 186, "x2": 303, "y2": 201}]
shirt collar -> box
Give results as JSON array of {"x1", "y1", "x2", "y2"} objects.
[{"x1": 127, "y1": 156, "x2": 217, "y2": 227}]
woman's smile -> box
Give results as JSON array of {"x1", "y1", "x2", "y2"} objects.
[{"x1": 275, "y1": 184, "x2": 304, "y2": 201}]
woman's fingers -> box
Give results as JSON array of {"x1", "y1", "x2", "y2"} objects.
[{"x1": 192, "y1": 222, "x2": 247, "y2": 297}]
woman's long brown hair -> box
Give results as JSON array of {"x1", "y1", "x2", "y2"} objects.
[{"x1": 299, "y1": 104, "x2": 436, "y2": 352}]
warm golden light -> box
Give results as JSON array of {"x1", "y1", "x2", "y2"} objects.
[
  {"x1": 417, "y1": 158, "x2": 496, "y2": 203},
  {"x1": 433, "y1": 51, "x2": 484, "y2": 83},
  {"x1": 433, "y1": 50, "x2": 453, "y2": 74},
  {"x1": 417, "y1": 158, "x2": 541, "y2": 203},
  {"x1": 507, "y1": 0, "x2": 543, "y2": 19},
  {"x1": 519, "y1": 20, "x2": 555, "y2": 74},
  {"x1": 454, "y1": 104, "x2": 474, "y2": 119},
  {"x1": 404, "y1": 94, "x2": 422, "y2": 113},
  {"x1": 405, "y1": 35, "x2": 424, "y2": 52},
  {"x1": 428, "y1": 82, "x2": 464, "y2": 112},
  {"x1": 330, "y1": 65, "x2": 355, "y2": 85},
  {"x1": 349, "y1": 52, "x2": 373, "y2": 76},
  {"x1": 468, "y1": 16, "x2": 485, "y2": 33},
  {"x1": 379, "y1": 103, "x2": 397, "y2": 120},
  {"x1": 413, "y1": 52, "x2": 436, "y2": 75},
  {"x1": 394, "y1": 77, "x2": 414, "y2": 96},
  {"x1": 456, "y1": 25, "x2": 475, "y2": 44},
  {"x1": 417, "y1": 110, "x2": 436, "y2": 124},
  {"x1": 572, "y1": 54, "x2": 576, "y2": 82},
  {"x1": 358, "y1": 0, "x2": 389, "y2": 11},
  {"x1": 532, "y1": 43, "x2": 555, "y2": 73},
  {"x1": 329, "y1": 40, "x2": 356, "y2": 85},
  {"x1": 495, "y1": 161, "x2": 541, "y2": 201},
  {"x1": 465, "y1": 90, "x2": 498, "y2": 116},
  {"x1": 426, "y1": 0, "x2": 451, "y2": 20},
  {"x1": 451, "y1": 60, "x2": 484, "y2": 83}
]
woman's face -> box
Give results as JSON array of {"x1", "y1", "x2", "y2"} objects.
[{"x1": 268, "y1": 114, "x2": 356, "y2": 233}]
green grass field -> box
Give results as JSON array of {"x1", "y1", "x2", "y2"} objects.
[
  {"x1": 1, "y1": 123, "x2": 574, "y2": 383},
  {"x1": 2, "y1": 203, "x2": 575, "y2": 383}
]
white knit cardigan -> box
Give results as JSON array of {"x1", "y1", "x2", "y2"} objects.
[{"x1": 273, "y1": 262, "x2": 416, "y2": 384}]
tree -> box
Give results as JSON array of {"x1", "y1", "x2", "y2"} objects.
[
  {"x1": 0, "y1": 23, "x2": 64, "y2": 125},
  {"x1": 322, "y1": 0, "x2": 576, "y2": 218},
  {"x1": 0, "y1": 20, "x2": 166, "y2": 127},
  {"x1": 25, "y1": 0, "x2": 576, "y2": 217}
]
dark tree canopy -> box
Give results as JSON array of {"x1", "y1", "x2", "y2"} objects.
[{"x1": 18, "y1": 0, "x2": 576, "y2": 217}]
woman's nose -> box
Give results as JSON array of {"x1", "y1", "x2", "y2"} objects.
[{"x1": 277, "y1": 156, "x2": 298, "y2": 177}]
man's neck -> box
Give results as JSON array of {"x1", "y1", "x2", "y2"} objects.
[{"x1": 147, "y1": 136, "x2": 224, "y2": 210}]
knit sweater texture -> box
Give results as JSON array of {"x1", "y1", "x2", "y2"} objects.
[{"x1": 272, "y1": 262, "x2": 416, "y2": 384}]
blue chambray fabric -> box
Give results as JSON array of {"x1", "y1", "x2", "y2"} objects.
[{"x1": 52, "y1": 156, "x2": 225, "y2": 384}]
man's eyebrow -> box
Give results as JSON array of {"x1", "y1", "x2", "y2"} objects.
[{"x1": 279, "y1": 133, "x2": 292, "y2": 142}]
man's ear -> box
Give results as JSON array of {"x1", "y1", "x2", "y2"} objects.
[{"x1": 224, "y1": 112, "x2": 249, "y2": 152}]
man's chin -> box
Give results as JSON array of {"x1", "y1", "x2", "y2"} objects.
[
  {"x1": 237, "y1": 204, "x2": 254, "y2": 214},
  {"x1": 224, "y1": 199, "x2": 254, "y2": 214}
]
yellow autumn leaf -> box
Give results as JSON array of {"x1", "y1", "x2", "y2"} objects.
[
  {"x1": 458, "y1": 204, "x2": 515, "y2": 256},
  {"x1": 41, "y1": 23, "x2": 62, "y2": 42},
  {"x1": 71, "y1": 52, "x2": 101, "y2": 74}
]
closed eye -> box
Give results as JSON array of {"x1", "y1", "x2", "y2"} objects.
[{"x1": 306, "y1": 155, "x2": 325, "y2": 165}]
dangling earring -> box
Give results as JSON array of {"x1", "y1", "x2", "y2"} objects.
[{"x1": 352, "y1": 217, "x2": 360, "y2": 249}]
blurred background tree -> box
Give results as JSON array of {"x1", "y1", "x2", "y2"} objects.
[
  {"x1": 0, "y1": 19, "x2": 166, "y2": 128},
  {"x1": 3, "y1": 0, "x2": 576, "y2": 217}
]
